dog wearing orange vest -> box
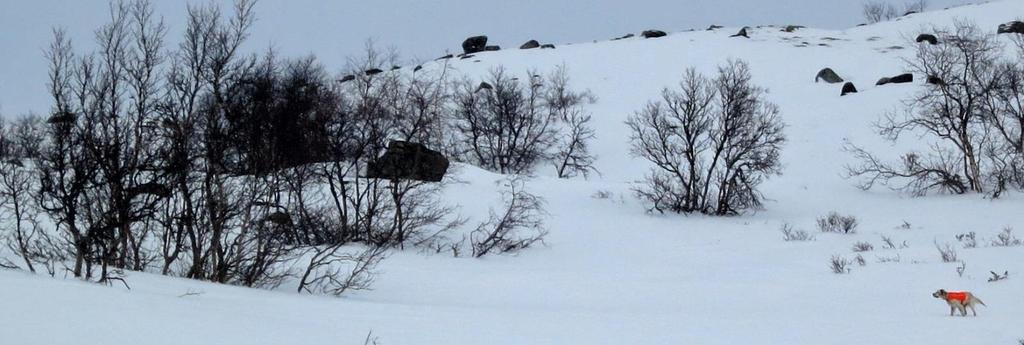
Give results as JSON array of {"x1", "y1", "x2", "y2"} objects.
[{"x1": 932, "y1": 289, "x2": 986, "y2": 316}]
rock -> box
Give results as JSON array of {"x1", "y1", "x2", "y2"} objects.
[
  {"x1": 707, "y1": 25, "x2": 723, "y2": 31},
  {"x1": 413, "y1": 65, "x2": 422, "y2": 72},
  {"x1": 483, "y1": 45, "x2": 500, "y2": 51},
  {"x1": 612, "y1": 33, "x2": 635, "y2": 40},
  {"x1": 642, "y1": 30, "x2": 667, "y2": 38},
  {"x1": 903, "y1": 10, "x2": 918, "y2": 16},
  {"x1": 338, "y1": 75, "x2": 355, "y2": 83},
  {"x1": 889, "y1": 73, "x2": 913, "y2": 84},
  {"x1": 127, "y1": 182, "x2": 171, "y2": 198},
  {"x1": 927, "y1": 75, "x2": 946, "y2": 85},
  {"x1": 462, "y1": 35, "x2": 488, "y2": 54},
  {"x1": 540, "y1": 44, "x2": 556, "y2": 49},
  {"x1": 916, "y1": 34, "x2": 938, "y2": 45},
  {"x1": 365, "y1": 141, "x2": 450, "y2": 182},
  {"x1": 782, "y1": 25, "x2": 804, "y2": 33},
  {"x1": 998, "y1": 21, "x2": 1024, "y2": 34},
  {"x1": 841, "y1": 82, "x2": 858, "y2": 96},
  {"x1": 476, "y1": 82, "x2": 493, "y2": 92},
  {"x1": 730, "y1": 27, "x2": 749, "y2": 38},
  {"x1": 520, "y1": 40, "x2": 540, "y2": 49},
  {"x1": 876, "y1": 77, "x2": 891, "y2": 86},
  {"x1": 391, "y1": 66, "x2": 401, "y2": 71},
  {"x1": 460, "y1": 54, "x2": 475, "y2": 60},
  {"x1": 815, "y1": 68, "x2": 844, "y2": 83},
  {"x1": 436, "y1": 54, "x2": 453, "y2": 61},
  {"x1": 264, "y1": 211, "x2": 293, "y2": 226},
  {"x1": 365, "y1": 68, "x2": 383, "y2": 76}
]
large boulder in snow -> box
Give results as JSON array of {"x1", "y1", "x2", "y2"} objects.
[
  {"x1": 876, "y1": 73, "x2": 913, "y2": 85},
  {"x1": 916, "y1": 34, "x2": 938, "y2": 45},
  {"x1": 815, "y1": 68, "x2": 844, "y2": 83},
  {"x1": 520, "y1": 40, "x2": 540, "y2": 49},
  {"x1": 365, "y1": 141, "x2": 449, "y2": 182},
  {"x1": 462, "y1": 35, "x2": 488, "y2": 54},
  {"x1": 841, "y1": 82, "x2": 858, "y2": 96},
  {"x1": 642, "y1": 30, "x2": 667, "y2": 38},
  {"x1": 997, "y1": 21, "x2": 1024, "y2": 34}
]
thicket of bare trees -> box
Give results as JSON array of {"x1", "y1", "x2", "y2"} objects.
[
  {"x1": 847, "y1": 21, "x2": 1024, "y2": 197},
  {"x1": 451, "y1": 66, "x2": 597, "y2": 176},
  {"x1": 0, "y1": 0, "x2": 567, "y2": 294},
  {"x1": 627, "y1": 60, "x2": 786, "y2": 216}
]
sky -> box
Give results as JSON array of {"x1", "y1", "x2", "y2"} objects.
[{"x1": 0, "y1": 0, "x2": 969, "y2": 117}]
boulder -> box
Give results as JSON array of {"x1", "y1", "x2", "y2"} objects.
[
  {"x1": 876, "y1": 77, "x2": 891, "y2": 86},
  {"x1": 47, "y1": 111, "x2": 76, "y2": 124},
  {"x1": 366, "y1": 141, "x2": 450, "y2": 182},
  {"x1": 435, "y1": 54, "x2": 453, "y2": 60},
  {"x1": 707, "y1": 25, "x2": 723, "y2": 31},
  {"x1": 927, "y1": 75, "x2": 946, "y2": 85},
  {"x1": 462, "y1": 35, "x2": 488, "y2": 54},
  {"x1": 612, "y1": 33, "x2": 635, "y2": 40},
  {"x1": 642, "y1": 30, "x2": 667, "y2": 38},
  {"x1": 998, "y1": 21, "x2": 1024, "y2": 34},
  {"x1": 264, "y1": 211, "x2": 293, "y2": 226},
  {"x1": 730, "y1": 27, "x2": 749, "y2": 38},
  {"x1": 338, "y1": 75, "x2": 355, "y2": 83},
  {"x1": 815, "y1": 68, "x2": 844, "y2": 83},
  {"x1": 483, "y1": 45, "x2": 501, "y2": 51},
  {"x1": 540, "y1": 44, "x2": 556, "y2": 49},
  {"x1": 782, "y1": 25, "x2": 804, "y2": 33},
  {"x1": 889, "y1": 73, "x2": 913, "y2": 84},
  {"x1": 365, "y1": 68, "x2": 383, "y2": 76},
  {"x1": 413, "y1": 65, "x2": 423, "y2": 72},
  {"x1": 916, "y1": 34, "x2": 938, "y2": 45},
  {"x1": 520, "y1": 40, "x2": 540, "y2": 49},
  {"x1": 459, "y1": 54, "x2": 475, "y2": 60},
  {"x1": 841, "y1": 82, "x2": 858, "y2": 96}
]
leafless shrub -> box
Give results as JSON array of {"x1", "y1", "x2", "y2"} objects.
[
  {"x1": 904, "y1": 0, "x2": 927, "y2": 14},
  {"x1": 817, "y1": 212, "x2": 858, "y2": 234},
  {"x1": 297, "y1": 245, "x2": 388, "y2": 296},
  {"x1": 899, "y1": 220, "x2": 912, "y2": 230},
  {"x1": 935, "y1": 242, "x2": 959, "y2": 263},
  {"x1": 846, "y1": 21, "x2": 1024, "y2": 197},
  {"x1": 862, "y1": 1, "x2": 898, "y2": 23},
  {"x1": 854, "y1": 254, "x2": 867, "y2": 266},
  {"x1": 780, "y1": 223, "x2": 815, "y2": 241},
  {"x1": 452, "y1": 66, "x2": 593, "y2": 175},
  {"x1": 991, "y1": 227, "x2": 1021, "y2": 247},
  {"x1": 880, "y1": 235, "x2": 908, "y2": 249},
  {"x1": 988, "y1": 270, "x2": 1009, "y2": 282},
  {"x1": 591, "y1": 190, "x2": 613, "y2": 199},
  {"x1": 956, "y1": 231, "x2": 978, "y2": 248},
  {"x1": 471, "y1": 178, "x2": 548, "y2": 258},
  {"x1": 830, "y1": 255, "x2": 852, "y2": 274},
  {"x1": 876, "y1": 254, "x2": 901, "y2": 263},
  {"x1": 627, "y1": 60, "x2": 785, "y2": 215},
  {"x1": 956, "y1": 261, "x2": 967, "y2": 277},
  {"x1": 852, "y1": 241, "x2": 874, "y2": 252}
]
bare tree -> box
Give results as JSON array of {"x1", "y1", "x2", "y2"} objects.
[
  {"x1": 0, "y1": 117, "x2": 45, "y2": 273},
  {"x1": 847, "y1": 22, "x2": 1003, "y2": 196},
  {"x1": 452, "y1": 68, "x2": 560, "y2": 174},
  {"x1": 627, "y1": 61, "x2": 785, "y2": 215},
  {"x1": 546, "y1": 66, "x2": 598, "y2": 179},
  {"x1": 471, "y1": 178, "x2": 548, "y2": 258},
  {"x1": 904, "y1": 0, "x2": 928, "y2": 14},
  {"x1": 862, "y1": 1, "x2": 898, "y2": 24}
]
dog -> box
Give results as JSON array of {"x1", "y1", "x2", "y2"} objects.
[{"x1": 932, "y1": 289, "x2": 986, "y2": 316}]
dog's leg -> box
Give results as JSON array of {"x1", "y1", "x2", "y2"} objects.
[
  {"x1": 969, "y1": 304, "x2": 977, "y2": 316},
  {"x1": 949, "y1": 305, "x2": 956, "y2": 316}
]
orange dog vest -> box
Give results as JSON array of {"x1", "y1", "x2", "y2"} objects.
[{"x1": 947, "y1": 291, "x2": 967, "y2": 303}]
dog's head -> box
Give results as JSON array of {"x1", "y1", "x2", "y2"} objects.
[{"x1": 932, "y1": 289, "x2": 947, "y2": 298}]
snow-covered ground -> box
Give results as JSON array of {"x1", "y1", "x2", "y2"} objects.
[{"x1": 4, "y1": 1, "x2": 1024, "y2": 344}]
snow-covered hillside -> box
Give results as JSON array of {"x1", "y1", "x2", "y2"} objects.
[{"x1": 4, "y1": 1, "x2": 1024, "y2": 344}]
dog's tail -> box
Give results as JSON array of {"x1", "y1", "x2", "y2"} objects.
[{"x1": 975, "y1": 296, "x2": 987, "y2": 307}]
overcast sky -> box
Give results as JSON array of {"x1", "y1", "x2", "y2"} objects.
[{"x1": 0, "y1": 0, "x2": 969, "y2": 116}]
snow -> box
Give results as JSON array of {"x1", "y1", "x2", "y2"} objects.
[{"x1": 3, "y1": 1, "x2": 1024, "y2": 344}]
